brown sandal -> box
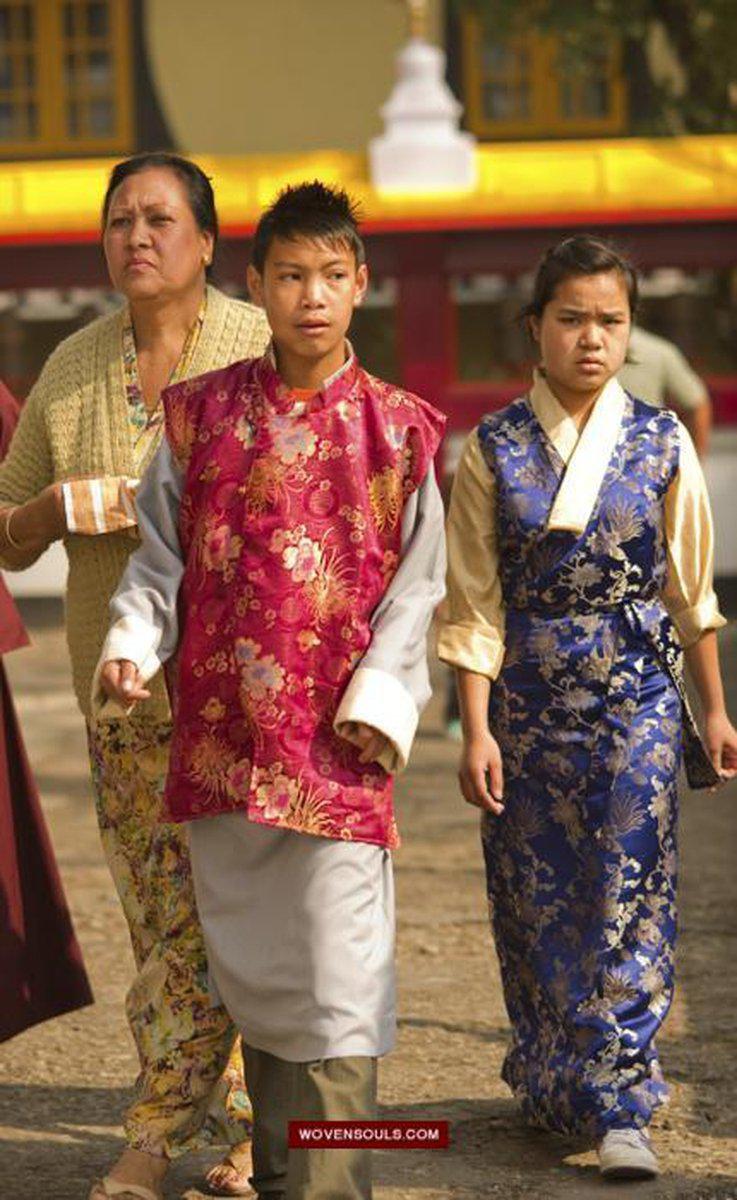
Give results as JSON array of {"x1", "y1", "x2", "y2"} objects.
[{"x1": 203, "y1": 1143, "x2": 255, "y2": 1196}]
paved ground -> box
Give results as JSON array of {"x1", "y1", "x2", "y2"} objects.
[{"x1": 0, "y1": 602, "x2": 736, "y2": 1199}]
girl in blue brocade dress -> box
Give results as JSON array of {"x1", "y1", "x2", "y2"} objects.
[{"x1": 438, "y1": 236, "x2": 737, "y2": 1180}]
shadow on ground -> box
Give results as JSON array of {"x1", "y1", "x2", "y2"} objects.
[
  {"x1": 0, "y1": 1084, "x2": 128, "y2": 1200},
  {"x1": 0, "y1": 1083, "x2": 235, "y2": 1200},
  {"x1": 372, "y1": 1096, "x2": 737, "y2": 1199},
  {"x1": 1, "y1": 1075, "x2": 737, "y2": 1199}
]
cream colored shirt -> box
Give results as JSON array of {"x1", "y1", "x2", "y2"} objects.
[{"x1": 438, "y1": 373, "x2": 725, "y2": 679}]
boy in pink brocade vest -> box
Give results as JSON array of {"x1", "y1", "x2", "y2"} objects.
[{"x1": 96, "y1": 183, "x2": 446, "y2": 1200}]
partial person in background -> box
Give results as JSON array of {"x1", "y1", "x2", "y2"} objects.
[
  {"x1": 619, "y1": 325, "x2": 712, "y2": 457},
  {"x1": 0, "y1": 155, "x2": 269, "y2": 1200},
  {"x1": 0, "y1": 379, "x2": 93, "y2": 1043}
]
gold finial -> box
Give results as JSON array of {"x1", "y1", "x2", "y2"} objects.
[{"x1": 404, "y1": 0, "x2": 428, "y2": 39}]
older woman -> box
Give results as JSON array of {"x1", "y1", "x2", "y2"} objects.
[{"x1": 0, "y1": 154, "x2": 269, "y2": 1200}]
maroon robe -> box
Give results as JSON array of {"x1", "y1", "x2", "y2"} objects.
[{"x1": 0, "y1": 380, "x2": 93, "y2": 1041}]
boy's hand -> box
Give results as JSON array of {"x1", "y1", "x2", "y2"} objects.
[
  {"x1": 459, "y1": 730, "x2": 505, "y2": 816},
  {"x1": 100, "y1": 659, "x2": 151, "y2": 706},
  {"x1": 344, "y1": 721, "x2": 391, "y2": 765}
]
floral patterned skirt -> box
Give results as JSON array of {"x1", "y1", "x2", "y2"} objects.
[
  {"x1": 485, "y1": 614, "x2": 680, "y2": 1138},
  {"x1": 86, "y1": 715, "x2": 251, "y2": 1157}
]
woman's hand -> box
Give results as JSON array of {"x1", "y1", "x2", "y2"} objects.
[
  {"x1": 100, "y1": 659, "x2": 151, "y2": 707},
  {"x1": 459, "y1": 730, "x2": 505, "y2": 816},
  {"x1": 17, "y1": 482, "x2": 67, "y2": 542},
  {"x1": 703, "y1": 709, "x2": 737, "y2": 783},
  {"x1": 34, "y1": 482, "x2": 67, "y2": 539},
  {"x1": 1, "y1": 483, "x2": 66, "y2": 563}
]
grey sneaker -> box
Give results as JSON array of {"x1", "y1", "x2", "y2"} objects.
[{"x1": 597, "y1": 1128, "x2": 659, "y2": 1179}]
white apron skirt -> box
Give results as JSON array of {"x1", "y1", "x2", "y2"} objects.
[{"x1": 188, "y1": 813, "x2": 396, "y2": 1062}]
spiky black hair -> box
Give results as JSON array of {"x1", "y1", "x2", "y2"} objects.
[{"x1": 251, "y1": 180, "x2": 365, "y2": 272}]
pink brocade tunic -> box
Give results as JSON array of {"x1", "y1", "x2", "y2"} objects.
[{"x1": 162, "y1": 353, "x2": 444, "y2": 847}]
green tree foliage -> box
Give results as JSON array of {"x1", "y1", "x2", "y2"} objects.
[{"x1": 452, "y1": 0, "x2": 737, "y2": 133}]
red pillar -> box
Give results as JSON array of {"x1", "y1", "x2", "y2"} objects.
[{"x1": 395, "y1": 233, "x2": 455, "y2": 409}]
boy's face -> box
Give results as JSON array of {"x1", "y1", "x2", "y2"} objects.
[{"x1": 247, "y1": 236, "x2": 368, "y2": 367}]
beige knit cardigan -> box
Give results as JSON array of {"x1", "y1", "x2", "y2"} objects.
[{"x1": 0, "y1": 286, "x2": 270, "y2": 720}]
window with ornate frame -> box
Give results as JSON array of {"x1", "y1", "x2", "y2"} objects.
[
  {"x1": 0, "y1": 0, "x2": 132, "y2": 156},
  {"x1": 461, "y1": 14, "x2": 626, "y2": 139}
]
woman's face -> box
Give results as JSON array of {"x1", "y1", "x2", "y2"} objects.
[
  {"x1": 531, "y1": 270, "x2": 631, "y2": 402},
  {"x1": 103, "y1": 167, "x2": 213, "y2": 304}
]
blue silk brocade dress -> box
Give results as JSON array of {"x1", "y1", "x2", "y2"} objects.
[{"x1": 467, "y1": 392, "x2": 719, "y2": 1137}]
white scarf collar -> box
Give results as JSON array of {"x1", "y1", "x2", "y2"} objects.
[{"x1": 529, "y1": 369, "x2": 627, "y2": 535}]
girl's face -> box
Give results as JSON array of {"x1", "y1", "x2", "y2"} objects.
[{"x1": 530, "y1": 270, "x2": 631, "y2": 404}]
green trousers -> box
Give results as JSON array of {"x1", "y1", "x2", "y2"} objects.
[{"x1": 242, "y1": 1042, "x2": 377, "y2": 1199}]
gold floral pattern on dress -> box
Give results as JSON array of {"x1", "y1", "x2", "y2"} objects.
[
  {"x1": 86, "y1": 717, "x2": 250, "y2": 1156},
  {"x1": 254, "y1": 766, "x2": 300, "y2": 821},
  {"x1": 252, "y1": 762, "x2": 333, "y2": 835},
  {"x1": 244, "y1": 454, "x2": 288, "y2": 514},
  {"x1": 273, "y1": 526, "x2": 354, "y2": 624},
  {"x1": 185, "y1": 733, "x2": 252, "y2": 804},
  {"x1": 368, "y1": 465, "x2": 403, "y2": 532},
  {"x1": 198, "y1": 515, "x2": 243, "y2": 579}
]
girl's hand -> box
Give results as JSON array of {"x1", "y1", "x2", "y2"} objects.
[
  {"x1": 100, "y1": 659, "x2": 150, "y2": 706},
  {"x1": 704, "y1": 710, "x2": 737, "y2": 783},
  {"x1": 459, "y1": 730, "x2": 505, "y2": 816}
]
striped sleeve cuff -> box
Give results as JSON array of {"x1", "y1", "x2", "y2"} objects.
[{"x1": 63, "y1": 477, "x2": 139, "y2": 535}]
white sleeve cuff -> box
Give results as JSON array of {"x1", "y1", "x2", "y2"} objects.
[
  {"x1": 90, "y1": 615, "x2": 162, "y2": 720},
  {"x1": 333, "y1": 666, "x2": 419, "y2": 774}
]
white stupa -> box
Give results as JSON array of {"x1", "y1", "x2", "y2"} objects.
[{"x1": 369, "y1": 1, "x2": 476, "y2": 193}]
